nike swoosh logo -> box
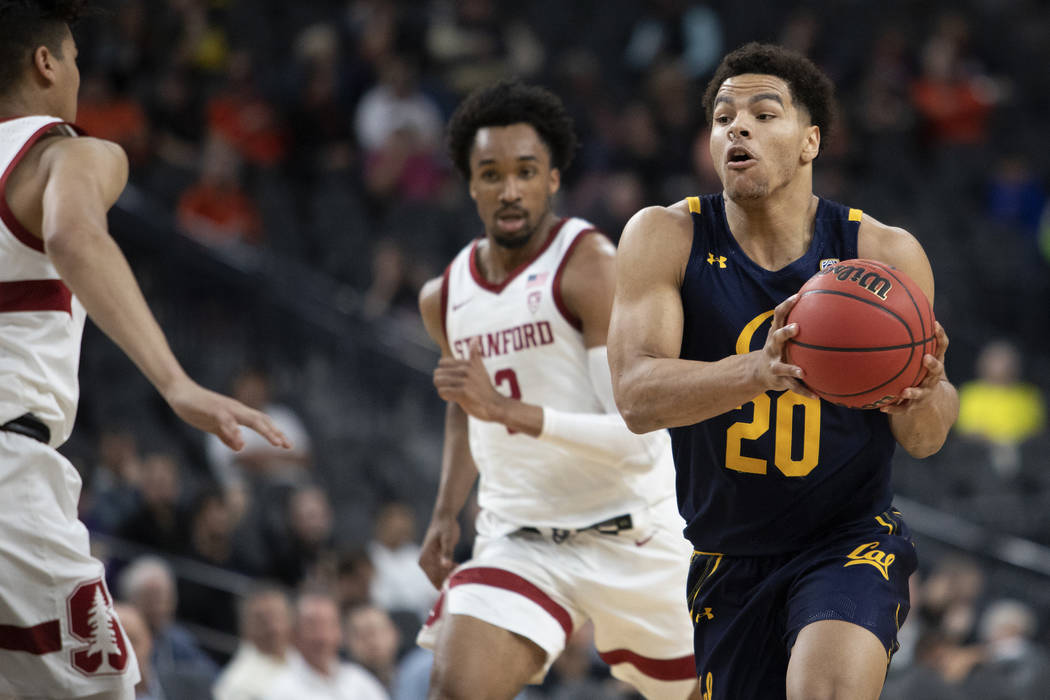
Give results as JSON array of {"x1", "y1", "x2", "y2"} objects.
[
  {"x1": 634, "y1": 534, "x2": 654, "y2": 547},
  {"x1": 452, "y1": 298, "x2": 473, "y2": 311}
]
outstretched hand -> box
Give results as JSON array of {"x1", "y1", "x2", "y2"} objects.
[
  {"x1": 164, "y1": 378, "x2": 292, "y2": 451},
  {"x1": 881, "y1": 322, "x2": 950, "y2": 415},
  {"x1": 757, "y1": 295, "x2": 817, "y2": 399}
]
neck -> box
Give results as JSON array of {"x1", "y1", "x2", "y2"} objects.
[
  {"x1": 477, "y1": 209, "x2": 559, "y2": 284},
  {"x1": 305, "y1": 655, "x2": 334, "y2": 677},
  {"x1": 0, "y1": 90, "x2": 54, "y2": 121},
  {"x1": 723, "y1": 175, "x2": 818, "y2": 270}
]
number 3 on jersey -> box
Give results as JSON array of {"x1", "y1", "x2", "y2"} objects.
[
  {"x1": 494, "y1": 368, "x2": 522, "y2": 434},
  {"x1": 726, "y1": 311, "x2": 821, "y2": 476}
]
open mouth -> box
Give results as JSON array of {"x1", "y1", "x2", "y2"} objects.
[
  {"x1": 496, "y1": 212, "x2": 527, "y2": 233},
  {"x1": 727, "y1": 147, "x2": 756, "y2": 168}
]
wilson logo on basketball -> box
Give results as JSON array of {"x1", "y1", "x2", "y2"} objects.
[
  {"x1": 843, "y1": 542, "x2": 896, "y2": 580},
  {"x1": 67, "y1": 578, "x2": 130, "y2": 676},
  {"x1": 815, "y1": 263, "x2": 892, "y2": 300}
]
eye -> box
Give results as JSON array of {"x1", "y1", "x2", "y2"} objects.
[
  {"x1": 480, "y1": 170, "x2": 499, "y2": 183},
  {"x1": 519, "y1": 167, "x2": 536, "y2": 178},
  {"x1": 757, "y1": 113, "x2": 776, "y2": 120},
  {"x1": 714, "y1": 115, "x2": 730, "y2": 125}
]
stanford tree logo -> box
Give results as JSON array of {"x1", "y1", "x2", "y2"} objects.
[{"x1": 67, "y1": 578, "x2": 129, "y2": 676}]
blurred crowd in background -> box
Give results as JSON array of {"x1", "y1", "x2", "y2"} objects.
[{"x1": 48, "y1": 0, "x2": 1050, "y2": 697}]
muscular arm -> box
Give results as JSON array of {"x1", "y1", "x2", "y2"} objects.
[
  {"x1": 608, "y1": 204, "x2": 810, "y2": 433},
  {"x1": 858, "y1": 218, "x2": 959, "y2": 457},
  {"x1": 28, "y1": 137, "x2": 288, "y2": 450},
  {"x1": 418, "y1": 277, "x2": 478, "y2": 587}
]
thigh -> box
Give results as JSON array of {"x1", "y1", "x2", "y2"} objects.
[
  {"x1": 786, "y1": 620, "x2": 887, "y2": 700},
  {"x1": 429, "y1": 613, "x2": 546, "y2": 700},
  {"x1": 686, "y1": 552, "x2": 791, "y2": 700},
  {"x1": 416, "y1": 532, "x2": 581, "y2": 685},
  {"x1": 0, "y1": 436, "x2": 139, "y2": 698},
  {"x1": 581, "y1": 519, "x2": 697, "y2": 699}
]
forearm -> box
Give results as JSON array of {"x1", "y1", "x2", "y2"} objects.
[
  {"x1": 616, "y1": 353, "x2": 768, "y2": 433},
  {"x1": 48, "y1": 226, "x2": 188, "y2": 398},
  {"x1": 890, "y1": 380, "x2": 960, "y2": 458},
  {"x1": 432, "y1": 403, "x2": 480, "y2": 519}
]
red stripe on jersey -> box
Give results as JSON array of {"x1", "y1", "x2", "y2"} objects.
[
  {"x1": 0, "y1": 619, "x2": 61, "y2": 655},
  {"x1": 468, "y1": 218, "x2": 568, "y2": 294},
  {"x1": 0, "y1": 120, "x2": 83, "y2": 253},
  {"x1": 449, "y1": 566, "x2": 573, "y2": 640},
  {"x1": 598, "y1": 648, "x2": 697, "y2": 681},
  {"x1": 440, "y1": 263, "x2": 451, "y2": 348},
  {"x1": 552, "y1": 228, "x2": 600, "y2": 332},
  {"x1": 0, "y1": 279, "x2": 72, "y2": 314}
]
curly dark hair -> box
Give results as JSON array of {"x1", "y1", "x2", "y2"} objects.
[
  {"x1": 0, "y1": 0, "x2": 89, "y2": 95},
  {"x1": 447, "y1": 79, "x2": 578, "y2": 179},
  {"x1": 702, "y1": 42, "x2": 835, "y2": 153}
]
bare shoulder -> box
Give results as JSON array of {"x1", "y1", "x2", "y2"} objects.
[
  {"x1": 39, "y1": 135, "x2": 127, "y2": 172},
  {"x1": 857, "y1": 212, "x2": 935, "y2": 301},
  {"x1": 617, "y1": 200, "x2": 695, "y2": 285},
  {"x1": 418, "y1": 274, "x2": 451, "y2": 355},
  {"x1": 563, "y1": 228, "x2": 616, "y2": 275}
]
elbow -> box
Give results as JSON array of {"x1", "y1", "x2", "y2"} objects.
[
  {"x1": 902, "y1": 436, "x2": 946, "y2": 460},
  {"x1": 616, "y1": 395, "x2": 659, "y2": 434}
]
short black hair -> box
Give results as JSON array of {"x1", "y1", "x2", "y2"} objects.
[
  {"x1": 447, "y1": 79, "x2": 577, "y2": 179},
  {"x1": 0, "y1": 1, "x2": 87, "y2": 95},
  {"x1": 702, "y1": 42, "x2": 835, "y2": 152}
]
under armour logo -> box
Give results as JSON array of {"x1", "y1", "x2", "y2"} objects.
[
  {"x1": 694, "y1": 607, "x2": 714, "y2": 622},
  {"x1": 707, "y1": 253, "x2": 727, "y2": 268}
]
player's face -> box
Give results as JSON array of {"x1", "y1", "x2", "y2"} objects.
[
  {"x1": 468, "y1": 123, "x2": 561, "y2": 249},
  {"x1": 709, "y1": 74, "x2": 819, "y2": 202}
]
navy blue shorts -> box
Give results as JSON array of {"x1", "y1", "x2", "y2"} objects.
[{"x1": 686, "y1": 507, "x2": 917, "y2": 700}]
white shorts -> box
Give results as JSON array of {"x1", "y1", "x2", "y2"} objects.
[
  {"x1": 0, "y1": 431, "x2": 139, "y2": 699},
  {"x1": 418, "y1": 498, "x2": 697, "y2": 699}
]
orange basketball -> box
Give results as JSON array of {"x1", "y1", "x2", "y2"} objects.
[{"x1": 784, "y1": 259, "x2": 936, "y2": 409}]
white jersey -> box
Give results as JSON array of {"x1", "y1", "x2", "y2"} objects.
[
  {"x1": 0, "y1": 116, "x2": 86, "y2": 447},
  {"x1": 442, "y1": 217, "x2": 676, "y2": 529}
]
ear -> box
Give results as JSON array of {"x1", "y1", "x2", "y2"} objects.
[
  {"x1": 468, "y1": 175, "x2": 479, "y2": 202},
  {"x1": 800, "y1": 125, "x2": 820, "y2": 164},
  {"x1": 548, "y1": 167, "x2": 561, "y2": 196},
  {"x1": 32, "y1": 45, "x2": 59, "y2": 86}
]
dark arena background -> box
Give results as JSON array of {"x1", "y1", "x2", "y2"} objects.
[{"x1": 62, "y1": 1, "x2": 1050, "y2": 697}]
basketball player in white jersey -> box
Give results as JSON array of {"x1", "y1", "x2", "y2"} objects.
[
  {"x1": 0, "y1": 4, "x2": 290, "y2": 698},
  {"x1": 416, "y1": 80, "x2": 699, "y2": 700}
]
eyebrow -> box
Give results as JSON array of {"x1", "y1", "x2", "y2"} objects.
[
  {"x1": 714, "y1": 92, "x2": 785, "y2": 108},
  {"x1": 476, "y1": 155, "x2": 540, "y2": 166}
]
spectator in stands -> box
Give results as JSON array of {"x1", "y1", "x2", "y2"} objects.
[
  {"x1": 82, "y1": 427, "x2": 143, "y2": 534},
  {"x1": 956, "y1": 339, "x2": 1046, "y2": 478},
  {"x1": 919, "y1": 554, "x2": 987, "y2": 645},
  {"x1": 205, "y1": 368, "x2": 313, "y2": 491},
  {"x1": 344, "y1": 603, "x2": 401, "y2": 690},
  {"x1": 117, "y1": 451, "x2": 190, "y2": 554},
  {"x1": 177, "y1": 489, "x2": 245, "y2": 637},
  {"x1": 176, "y1": 135, "x2": 263, "y2": 249},
  {"x1": 269, "y1": 484, "x2": 336, "y2": 588},
  {"x1": 75, "y1": 70, "x2": 150, "y2": 166},
  {"x1": 206, "y1": 50, "x2": 286, "y2": 169},
  {"x1": 113, "y1": 602, "x2": 166, "y2": 700},
  {"x1": 335, "y1": 547, "x2": 376, "y2": 612},
  {"x1": 367, "y1": 501, "x2": 436, "y2": 621},
  {"x1": 265, "y1": 591, "x2": 388, "y2": 700},
  {"x1": 964, "y1": 598, "x2": 1050, "y2": 700},
  {"x1": 118, "y1": 555, "x2": 219, "y2": 684},
  {"x1": 214, "y1": 586, "x2": 299, "y2": 700}
]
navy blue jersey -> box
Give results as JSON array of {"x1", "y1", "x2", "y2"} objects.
[{"x1": 671, "y1": 193, "x2": 896, "y2": 555}]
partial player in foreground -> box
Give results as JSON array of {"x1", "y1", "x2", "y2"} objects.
[
  {"x1": 416, "y1": 80, "x2": 698, "y2": 699},
  {"x1": 0, "y1": 3, "x2": 289, "y2": 698},
  {"x1": 608, "y1": 43, "x2": 958, "y2": 700}
]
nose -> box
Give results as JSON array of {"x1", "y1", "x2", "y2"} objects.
[
  {"x1": 728, "y1": 123, "x2": 750, "y2": 140},
  {"x1": 500, "y1": 176, "x2": 521, "y2": 203}
]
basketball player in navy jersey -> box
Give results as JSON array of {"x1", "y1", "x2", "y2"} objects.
[
  {"x1": 416, "y1": 80, "x2": 698, "y2": 699},
  {"x1": 608, "y1": 43, "x2": 959, "y2": 700}
]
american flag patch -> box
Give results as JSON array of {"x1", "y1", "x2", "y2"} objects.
[{"x1": 526, "y1": 271, "x2": 549, "y2": 288}]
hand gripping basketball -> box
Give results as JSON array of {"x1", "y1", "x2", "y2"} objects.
[{"x1": 784, "y1": 259, "x2": 936, "y2": 409}]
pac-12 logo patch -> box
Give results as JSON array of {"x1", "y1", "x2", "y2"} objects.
[
  {"x1": 527, "y1": 291, "x2": 541, "y2": 314},
  {"x1": 67, "y1": 578, "x2": 130, "y2": 676},
  {"x1": 819, "y1": 258, "x2": 839, "y2": 270}
]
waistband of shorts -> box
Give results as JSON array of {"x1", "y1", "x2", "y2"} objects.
[
  {"x1": 0, "y1": 413, "x2": 50, "y2": 444},
  {"x1": 518, "y1": 513, "x2": 636, "y2": 542}
]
